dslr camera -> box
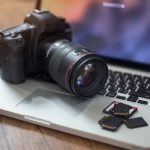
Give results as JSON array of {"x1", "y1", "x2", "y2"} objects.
[{"x1": 0, "y1": 10, "x2": 108, "y2": 98}]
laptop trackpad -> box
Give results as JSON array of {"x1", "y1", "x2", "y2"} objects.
[{"x1": 16, "y1": 88, "x2": 93, "y2": 125}]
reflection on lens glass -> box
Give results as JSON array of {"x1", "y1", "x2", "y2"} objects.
[{"x1": 76, "y1": 64, "x2": 96, "y2": 87}]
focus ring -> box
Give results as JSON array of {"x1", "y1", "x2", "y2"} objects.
[{"x1": 49, "y1": 40, "x2": 75, "y2": 81}]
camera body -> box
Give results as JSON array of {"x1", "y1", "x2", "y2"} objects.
[
  {"x1": 0, "y1": 10, "x2": 108, "y2": 98},
  {"x1": 0, "y1": 10, "x2": 71, "y2": 83}
]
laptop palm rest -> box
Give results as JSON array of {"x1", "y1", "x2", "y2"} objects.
[
  {"x1": 16, "y1": 88, "x2": 150, "y2": 150},
  {"x1": 16, "y1": 88, "x2": 94, "y2": 125}
]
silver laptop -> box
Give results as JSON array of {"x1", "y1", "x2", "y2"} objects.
[{"x1": 0, "y1": 0, "x2": 150, "y2": 149}]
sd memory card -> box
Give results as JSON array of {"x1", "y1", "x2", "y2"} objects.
[
  {"x1": 98, "y1": 116, "x2": 123, "y2": 131},
  {"x1": 113, "y1": 103, "x2": 131, "y2": 117},
  {"x1": 124, "y1": 117, "x2": 148, "y2": 129},
  {"x1": 103, "y1": 101, "x2": 137, "y2": 118}
]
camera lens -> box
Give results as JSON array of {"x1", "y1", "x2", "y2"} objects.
[
  {"x1": 76, "y1": 64, "x2": 96, "y2": 87},
  {"x1": 40, "y1": 40, "x2": 108, "y2": 98}
]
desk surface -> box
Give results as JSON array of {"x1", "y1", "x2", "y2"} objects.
[
  {"x1": 0, "y1": 116, "x2": 123, "y2": 150},
  {"x1": 0, "y1": 0, "x2": 123, "y2": 149}
]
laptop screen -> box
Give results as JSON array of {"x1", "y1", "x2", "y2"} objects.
[{"x1": 41, "y1": 0, "x2": 150, "y2": 66}]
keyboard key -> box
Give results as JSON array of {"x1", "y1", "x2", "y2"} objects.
[
  {"x1": 132, "y1": 91, "x2": 150, "y2": 99},
  {"x1": 138, "y1": 83, "x2": 148, "y2": 89},
  {"x1": 127, "y1": 95, "x2": 138, "y2": 102},
  {"x1": 138, "y1": 100, "x2": 148, "y2": 105},
  {"x1": 118, "y1": 82, "x2": 127, "y2": 88},
  {"x1": 107, "y1": 81, "x2": 116, "y2": 86},
  {"x1": 128, "y1": 91, "x2": 135, "y2": 96},
  {"x1": 133, "y1": 75, "x2": 143, "y2": 81},
  {"x1": 139, "y1": 93, "x2": 150, "y2": 99},
  {"x1": 138, "y1": 89, "x2": 150, "y2": 94},
  {"x1": 129, "y1": 92, "x2": 150, "y2": 99},
  {"x1": 143, "y1": 77, "x2": 150, "y2": 84},
  {"x1": 118, "y1": 89, "x2": 128, "y2": 94},
  {"x1": 126, "y1": 86, "x2": 137, "y2": 91},
  {"x1": 106, "y1": 92, "x2": 117, "y2": 98},
  {"x1": 108, "y1": 86, "x2": 118, "y2": 92},
  {"x1": 116, "y1": 95, "x2": 126, "y2": 100}
]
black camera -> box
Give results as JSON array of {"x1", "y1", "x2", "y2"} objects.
[{"x1": 0, "y1": 10, "x2": 108, "y2": 98}]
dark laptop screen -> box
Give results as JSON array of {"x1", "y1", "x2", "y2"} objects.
[
  {"x1": 69, "y1": 0, "x2": 150, "y2": 65},
  {"x1": 41, "y1": 0, "x2": 150, "y2": 65}
]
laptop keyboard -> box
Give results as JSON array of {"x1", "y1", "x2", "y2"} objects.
[{"x1": 99, "y1": 70, "x2": 150, "y2": 105}]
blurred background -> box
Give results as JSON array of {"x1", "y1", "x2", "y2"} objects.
[
  {"x1": 0, "y1": 0, "x2": 36, "y2": 28},
  {"x1": 42, "y1": 0, "x2": 150, "y2": 64},
  {"x1": 41, "y1": 0, "x2": 92, "y2": 22},
  {"x1": 1, "y1": 0, "x2": 150, "y2": 64}
]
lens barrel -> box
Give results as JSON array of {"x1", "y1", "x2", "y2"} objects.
[{"x1": 40, "y1": 40, "x2": 108, "y2": 98}]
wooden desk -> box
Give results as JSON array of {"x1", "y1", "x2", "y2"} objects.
[
  {"x1": 0, "y1": 1, "x2": 123, "y2": 149},
  {"x1": 0, "y1": 115, "x2": 124, "y2": 150}
]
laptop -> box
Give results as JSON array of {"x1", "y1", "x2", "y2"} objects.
[{"x1": 0, "y1": 0, "x2": 150, "y2": 149}]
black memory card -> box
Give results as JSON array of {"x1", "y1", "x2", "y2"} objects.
[
  {"x1": 124, "y1": 117, "x2": 148, "y2": 129},
  {"x1": 103, "y1": 101, "x2": 137, "y2": 118},
  {"x1": 98, "y1": 116, "x2": 123, "y2": 131},
  {"x1": 113, "y1": 103, "x2": 131, "y2": 117}
]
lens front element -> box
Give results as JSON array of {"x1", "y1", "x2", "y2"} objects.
[{"x1": 76, "y1": 64, "x2": 96, "y2": 87}]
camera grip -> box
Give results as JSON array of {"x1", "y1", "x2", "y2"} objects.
[{"x1": 1, "y1": 36, "x2": 26, "y2": 83}]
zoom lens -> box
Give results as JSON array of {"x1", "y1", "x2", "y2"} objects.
[{"x1": 40, "y1": 40, "x2": 108, "y2": 98}]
